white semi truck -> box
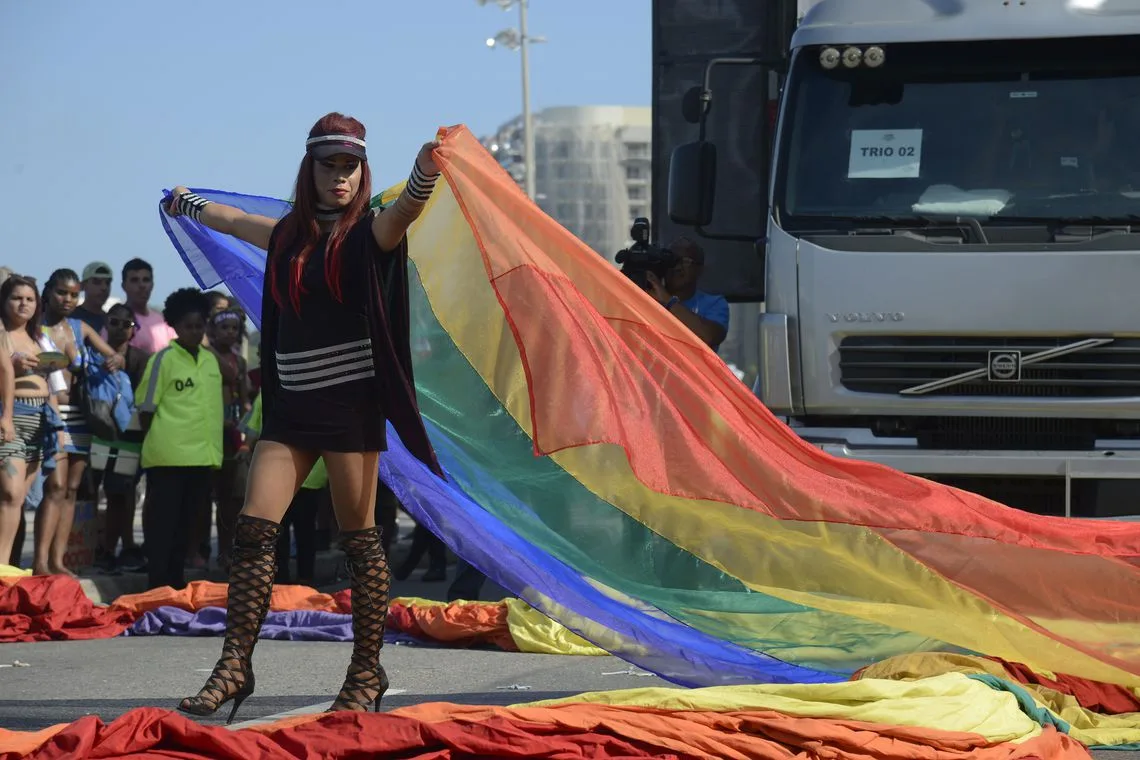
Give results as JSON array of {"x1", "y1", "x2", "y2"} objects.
[{"x1": 655, "y1": 0, "x2": 1140, "y2": 516}]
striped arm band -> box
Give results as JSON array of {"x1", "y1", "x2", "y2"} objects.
[
  {"x1": 405, "y1": 162, "x2": 439, "y2": 203},
  {"x1": 176, "y1": 192, "x2": 211, "y2": 222}
]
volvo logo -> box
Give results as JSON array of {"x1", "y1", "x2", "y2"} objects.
[
  {"x1": 826, "y1": 312, "x2": 905, "y2": 323},
  {"x1": 901, "y1": 338, "x2": 1112, "y2": 396},
  {"x1": 987, "y1": 350, "x2": 1022, "y2": 382}
]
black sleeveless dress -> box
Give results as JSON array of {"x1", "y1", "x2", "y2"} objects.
[{"x1": 260, "y1": 213, "x2": 387, "y2": 452}]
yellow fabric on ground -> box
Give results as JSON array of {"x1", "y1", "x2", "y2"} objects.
[
  {"x1": 0, "y1": 564, "x2": 31, "y2": 578},
  {"x1": 504, "y1": 598, "x2": 608, "y2": 656},
  {"x1": 858, "y1": 652, "x2": 1014, "y2": 681},
  {"x1": 392, "y1": 596, "x2": 475, "y2": 608},
  {"x1": 1037, "y1": 688, "x2": 1140, "y2": 748},
  {"x1": 523, "y1": 672, "x2": 1042, "y2": 744},
  {"x1": 392, "y1": 596, "x2": 609, "y2": 655},
  {"x1": 860, "y1": 653, "x2": 1140, "y2": 748}
]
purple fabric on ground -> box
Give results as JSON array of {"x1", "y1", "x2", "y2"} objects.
[
  {"x1": 123, "y1": 605, "x2": 435, "y2": 646},
  {"x1": 125, "y1": 606, "x2": 352, "y2": 641}
]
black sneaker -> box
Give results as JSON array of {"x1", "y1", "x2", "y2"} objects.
[
  {"x1": 119, "y1": 547, "x2": 147, "y2": 573},
  {"x1": 94, "y1": 551, "x2": 122, "y2": 576}
]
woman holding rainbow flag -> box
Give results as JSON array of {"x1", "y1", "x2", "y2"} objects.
[{"x1": 164, "y1": 112, "x2": 444, "y2": 721}]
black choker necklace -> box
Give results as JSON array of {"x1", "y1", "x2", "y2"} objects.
[{"x1": 316, "y1": 207, "x2": 344, "y2": 222}]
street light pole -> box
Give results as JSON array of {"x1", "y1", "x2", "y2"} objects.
[
  {"x1": 480, "y1": 0, "x2": 543, "y2": 201},
  {"x1": 518, "y1": 0, "x2": 536, "y2": 201}
]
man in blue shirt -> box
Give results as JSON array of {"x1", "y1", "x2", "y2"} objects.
[{"x1": 645, "y1": 236, "x2": 730, "y2": 351}]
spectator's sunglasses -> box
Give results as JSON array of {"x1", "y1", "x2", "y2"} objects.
[{"x1": 107, "y1": 316, "x2": 137, "y2": 330}]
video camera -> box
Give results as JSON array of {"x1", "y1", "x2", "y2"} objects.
[{"x1": 615, "y1": 217, "x2": 678, "y2": 291}]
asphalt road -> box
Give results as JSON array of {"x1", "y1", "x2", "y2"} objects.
[
  {"x1": 5, "y1": 507, "x2": 672, "y2": 732},
  {"x1": 0, "y1": 636, "x2": 669, "y2": 731}
]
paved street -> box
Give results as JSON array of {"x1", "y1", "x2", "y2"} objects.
[
  {"x1": 0, "y1": 636, "x2": 670, "y2": 731},
  {"x1": 3, "y1": 507, "x2": 673, "y2": 732}
]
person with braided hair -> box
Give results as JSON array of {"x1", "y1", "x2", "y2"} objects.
[{"x1": 165, "y1": 112, "x2": 443, "y2": 721}]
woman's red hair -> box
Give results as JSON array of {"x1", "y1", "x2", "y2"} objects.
[{"x1": 270, "y1": 112, "x2": 373, "y2": 312}]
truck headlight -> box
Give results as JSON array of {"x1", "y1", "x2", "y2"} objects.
[
  {"x1": 842, "y1": 46, "x2": 863, "y2": 68},
  {"x1": 819, "y1": 47, "x2": 840, "y2": 69},
  {"x1": 864, "y1": 46, "x2": 885, "y2": 68}
]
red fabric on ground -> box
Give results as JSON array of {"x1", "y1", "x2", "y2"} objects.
[
  {"x1": 0, "y1": 576, "x2": 136, "y2": 642},
  {"x1": 1, "y1": 705, "x2": 1092, "y2": 760},
  {"x1": 995, "y1": 658, "x2": 1140, "y2": 715},
  {"x1": 0, "y1": 577, "x2": 518, "y2": 650}
]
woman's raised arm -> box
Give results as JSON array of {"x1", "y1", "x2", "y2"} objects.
[
  {"x1": 371, "y1": 142, "x2": 441, "y2": 253},
  {"x1": 166, "y1": 187, "x2": 278, "y2": 251}
]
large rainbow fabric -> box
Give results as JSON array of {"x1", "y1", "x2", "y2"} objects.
[
  {"x1": 158, "y1": 125, "x2": 1140, "y2": 690},
  {"x1": 0, "y1": 680, "x2": 1097, "y2": 760}
]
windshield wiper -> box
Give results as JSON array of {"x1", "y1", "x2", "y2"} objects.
[
  {"x1": 995, "y1": 214, "x2": 1140, "y2": 225},
  {"x1": 848, "y1": 214, "x2": 989, "y2": 244},
  {"x1": 991, "y1": 214, "x2": 1140, "y2": 238}
]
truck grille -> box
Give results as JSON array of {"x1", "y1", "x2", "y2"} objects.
[
  {"x1": 913, "y1": 417, "x2": 1102, "y2": 450},
  {"x1": 839, "y1": 336, "x2": 1140, "y2": 397}
]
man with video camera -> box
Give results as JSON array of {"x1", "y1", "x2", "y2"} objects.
[{"x1": 616, "y1": 220, "x2": 729, "y2": 351}]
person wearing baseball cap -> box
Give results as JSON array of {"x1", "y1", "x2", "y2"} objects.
[{"x1": 74, "y1": 260, "x2": 114, "y2": 333}]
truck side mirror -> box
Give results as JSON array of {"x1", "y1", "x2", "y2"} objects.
[
  {"x1": 667, "y1": 141, "x2": 717, "y2": 227},
  {"x1": 681, "y1": 86, "x2": 708, "y2": 124}
]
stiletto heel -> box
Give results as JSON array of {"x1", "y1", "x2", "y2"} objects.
[{"x1": 226, "y1": 684, "x2": 252, "y2": 725}]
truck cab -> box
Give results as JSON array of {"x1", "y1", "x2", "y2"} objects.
[{"x1": 663, "y1": 0, "x2": 1140, "y2": 516}]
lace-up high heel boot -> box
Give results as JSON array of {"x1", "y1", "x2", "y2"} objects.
[
  {"x1": 329, "y1": 526, "x2": 391, "y2": 712},
  {"x1": 177, "y1": 515, "x2": 280, "y2": 724}
]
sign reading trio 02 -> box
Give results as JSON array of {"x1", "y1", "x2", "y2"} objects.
[{"x1": 848, "y1": 129, "x2": 923, "y2": 179}]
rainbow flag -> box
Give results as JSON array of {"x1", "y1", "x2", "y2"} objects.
[{"x1": 159, "y1": 125, "x2": 1140, "y2": 689}]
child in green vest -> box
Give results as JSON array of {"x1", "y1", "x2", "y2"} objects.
[{"x1": 136, "y1": 289, "x2": 222, "y2": 590}]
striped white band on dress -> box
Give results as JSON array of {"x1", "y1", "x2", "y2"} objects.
[
  {"x1": 277, "y1": 338, "x2": 376, "y2": 393},
  {"x1": 305, "y1": 134, "x2": 367, "y2": 149}
]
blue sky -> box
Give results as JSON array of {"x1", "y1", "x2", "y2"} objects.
[{"x1": 0, "y1": 0, "x2": 650, "y2": 299}]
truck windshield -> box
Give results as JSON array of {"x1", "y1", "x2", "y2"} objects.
[{"x1": 776, "y1": 37, "x2": 1140, "y2": 228}]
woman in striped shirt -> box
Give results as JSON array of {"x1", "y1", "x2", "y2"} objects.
[{"x1": 0, "y1": 275, "x2": 66, "y2": 569}]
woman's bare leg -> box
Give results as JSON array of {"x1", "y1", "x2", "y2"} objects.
[
  {"x1": 324, "y1": 450, "x2": 390, "y2": 712},
  {"x1": 0, "y1": 457, "x2": 29, "y2": 566},
  {"x1": 178, "y1": 440, "x2": 318, "y2": 722},
  {"x1": 241, "y1": 441, "x2": 319, "y2": 522},
  {"x1": 48, "y1": 454, "x2": 86, "y2": 574},
  {"x1": 33, "y1": 457, "x2": 69, "y2": 576},
  {"x1": 325, "y1": 451, "x2": 380, "y2": 532}
]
